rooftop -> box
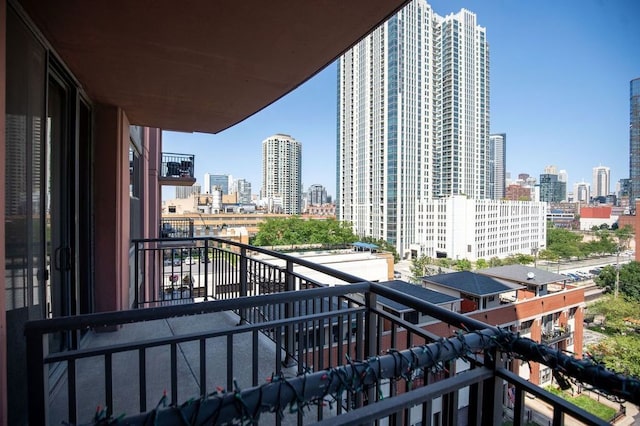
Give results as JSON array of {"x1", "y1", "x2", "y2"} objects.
[
  {"x1": 478, "y1": 265, "x2": 567, "y2": 286},
  {"x1": 424, "y1": 271, "x2": 522, "y2": 296},
  {"x1": 377, "y1": 280, "x2": 461, "y2": 312}
]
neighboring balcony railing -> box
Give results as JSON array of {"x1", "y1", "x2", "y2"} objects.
[
  {"x1": 541, "y1": 325, "x2": 573, "y2": 345},
  {"x1": 25, "y1": 237, "x2": 640, "y2": 425},
  {"x1": 160, "y1": 218, "x2": 194, "y2": 238},
  {"x1": 159, "y1": 152, "x2": 196, "y2": 186}
]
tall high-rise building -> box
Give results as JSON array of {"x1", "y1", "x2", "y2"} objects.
[
  {"x1": 308, "y1": 184, "x2": 328, "y2": 206},
  {"x1": 539, "y1": 173, "x2": 566, "y2": 203},
  {"x1": 204, "y1": 173, "x2": 231, "y2": 195},
  {"x1": 573, "y1": 181, "x2": 590, "y2": 203},
  {"x1": 231, "y1": 178, "x2": 252, "y2": 204},
  {"x1": 489, "y1": 134, "x2": 506, "y2": 200},
  {"x1": 337, "y1": 1, "x2": 489, "y2": 254},
  {"x1": 262, "y1": 134, "x2": 302, "y2": 214},
  {"x1": 629, "y1": 78, "x2": 640, "y2": 205},
  {"x1": 592, "y1": 166, "x2": 610, "y2": 198}
]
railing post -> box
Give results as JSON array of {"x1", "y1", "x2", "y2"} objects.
[
  {"x1": 134, "y1": 240, "x2": 140, "y2": 308},
  {"x1": 283, "y1": 259, "x2": 296, "y2": 367},
  {"x1": 238, "y1": 247, "x2": 248, "y2": 324},
  {"x1": 364, "y1": 289, "x2": 378, "y2": 410},
  {"x1": 204, "y1": 239, "x2": 210, "y2": 300},
  {"x1": 26, "y1": 330, "x2": 48, "y2": 425},
  {"x1": 481, "y1": 347, "x2": 505, "y2": 425}
]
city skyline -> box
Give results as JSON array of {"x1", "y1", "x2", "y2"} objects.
[{"x1": 162, "y1": 0, "x2": 640, "y2": 201}]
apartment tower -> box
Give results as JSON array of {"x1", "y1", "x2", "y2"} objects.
[
  {"x1": 489, "y1": 133, "x2": 506, "y2": 200},
  {"x1": 630, "y1": 78, "x2": 640, "y2": 205},
  {"x1": 262, "y1": 134, "x2": 302, "y2": 214},
  {"x1": 337, "y1": 1, "x2": 489, "y2": 255}
]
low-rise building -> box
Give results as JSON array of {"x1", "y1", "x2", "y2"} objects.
[
  {"x1": 413, "y1": 195, "x2": 547, "y2": 261},
  {"x1": 396, "y1": 265, "x2": 585, "y2": 387}
]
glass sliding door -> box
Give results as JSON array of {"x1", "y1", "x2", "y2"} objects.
[
  {"x1": 46, "y1": 72, "x2": 74, "y2": 351},
  {"x1": 5, "y1": 6, "x2": 47, "y2": 424},
  {"x1": 46, "y1": 63, "x2": 94, "y2": 351}
]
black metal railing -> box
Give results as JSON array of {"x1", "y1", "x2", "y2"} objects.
[
  {"x1": 541, "y1": 325, "x2": 573, "y2": 345},
  {"x1": 25, "y1": 238, "x2": 640, "y2": 425},
  {"x1": 160, "y1": 218, "x2": 194, "y2": 238},
  {"x1": 160, "y1": 152, "x2": 195, "y2": 179}
]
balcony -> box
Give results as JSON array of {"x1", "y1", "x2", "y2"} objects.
[
  {"x1": 159, "y1": 152, "x2": 196, "y2": 186},
  {"x1": 542, "y1": 325, "x2": 573, "y2": 345},
  {"x1": 26, "y1": 238, "x2": 639, "y2": 425},
  {"x1": 160, "y1": 218, "x2": 195, "y2": 239}
]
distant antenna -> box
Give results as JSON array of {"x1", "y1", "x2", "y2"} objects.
[{"x1": 527, "y1": 271, "x2": 535, "y2": 280}]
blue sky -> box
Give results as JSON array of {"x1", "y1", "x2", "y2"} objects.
[{"x1": 162, "y1": 0, "x2": 640, "y2": 200}]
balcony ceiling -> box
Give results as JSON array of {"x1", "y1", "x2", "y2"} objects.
[{"x1": 18, "y1": 0, "x2": 408, "y2": 134}]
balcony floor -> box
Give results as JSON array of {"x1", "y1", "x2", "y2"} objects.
[{"x1": 48, "y1": 309, "x2": 302, "y2": 425}]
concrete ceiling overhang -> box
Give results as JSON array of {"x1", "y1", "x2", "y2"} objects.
[{"x1": 18, "y1": 0, "x2": 408, "y2": 134}]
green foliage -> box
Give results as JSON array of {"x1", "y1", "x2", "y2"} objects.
[
  {"x1": 488, "y1": 257, "x2": 502, "y2": 267},
  {"x1": 501, "y1": 253, "x2": 535, "y2": 265},
  {"x1": 409, "y1": 255, "x2": 433, "y2": 283},
  {"x1": 546, "y1": 227, "x2": 583, "y2": 259},
  {"x1": 475, "y1": 258, "x2": 488, "y2": 269},
  {"x1": 588, "y1": 295, "x2": 640, "y2": 332},
  {"x1": 359, "y1": 236, "x2": 400, "y2": 262},
  {"x1": 595, "y1": 261, "x2": 640, "y2": 301},
  {"x1": 437, "y1": 258, "x2": 454, "y2": 268},
  {"x1": 453, "y1": 258, "x2": 472, "y2": 271},
  {"x1": 589, "y1": 336, "x2": 640, "y2": 378},
  {"x1": 545, "y1": 226, "x2": 634, "y2": 261},
  {"x1": 545, "y1": 387, "x2": 617, "y2": 420},
  {"x1": 538, "y1": 249, "x2": 558, "y2": 262},
  {"x1": 587, "y1": 296, "x2": 640, "y2": 377},
  {"x1": 251, "y1": 217, "x2": 358, "y2": 247}
]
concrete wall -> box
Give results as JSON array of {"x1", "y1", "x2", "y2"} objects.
[
  {"x1": 94, "y1": 105, "x2": 131, "y2": 312},
  {"x1": 256, "y1": 251, "x2": 393, "y2": 285}
]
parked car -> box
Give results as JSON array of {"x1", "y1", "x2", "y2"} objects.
[
  {"x1": 183, "y1": 257, "x2": 197, "y2": 265},
  {"x1": 164, "y1": 257, "x2": 181, "y2": 266},
  {"x1": 393, "y1": 271, "x2": 402, "y2": 279}
]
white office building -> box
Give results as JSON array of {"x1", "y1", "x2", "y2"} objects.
[
  {"x1": 262, "y1": 134, "x2": 302, "y2": 214},
  {"x1": 573, "y1": 181, "x2": 590, "y2": 203},
  {"x1": 337, "y1": 1, "x2": 489, "y2": 256},
  {"x1": 592, "y1": 166, "x2": 610, "y2": 198},
  {"x1": 412, "y1": 196, "x2": 547, "y2": 261}
]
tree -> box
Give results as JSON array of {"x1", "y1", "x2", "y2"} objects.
[
  {"x1": 589, "y1": 336, "x2": 640, "y2": 378},
  {"x1": 360, "y1": 236, "x2": 400, "y2": 262},
  {"x1": 454, "y1": 258, "x2": 472, "y2": 271},
  {"x1": 546, "y1": 227, "x2": 583, "y2": 259},
  {"x1": 587, "y1": 296, "x2": 640, "y2": 378},
  {"x1": 251, "y1": 217, "x2": 358, "y2": 247},
  {"x1": 488, "y1": 257, "x2": 502, "y2": 267},
  {"x1": 475, "y1": 258, "x2": 488, "y2": 269},
  {"x1": 595, "y1": 261, "x2": 640, "y2": 301},
  {"x1": 410, "y1": 255, "x2": 433, "y2": 283}
]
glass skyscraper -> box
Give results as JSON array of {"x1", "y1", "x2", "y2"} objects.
[
  {"x1": 337, "y1": 0, "x2": 489, "y2": 256},
  {"x1": 630, "y1": 78, "x2": 640, "y2": 206}
]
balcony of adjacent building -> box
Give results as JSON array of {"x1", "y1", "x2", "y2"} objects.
[
  {"x1": 542, "y1": 324, "x2": 573, "y2": 346},
  {"x1": 25, "y1": 237, "x2": 640, "y2": 425},
  {"x1": 158, "y1": 153, "x2": 196, "y2": 186}
]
